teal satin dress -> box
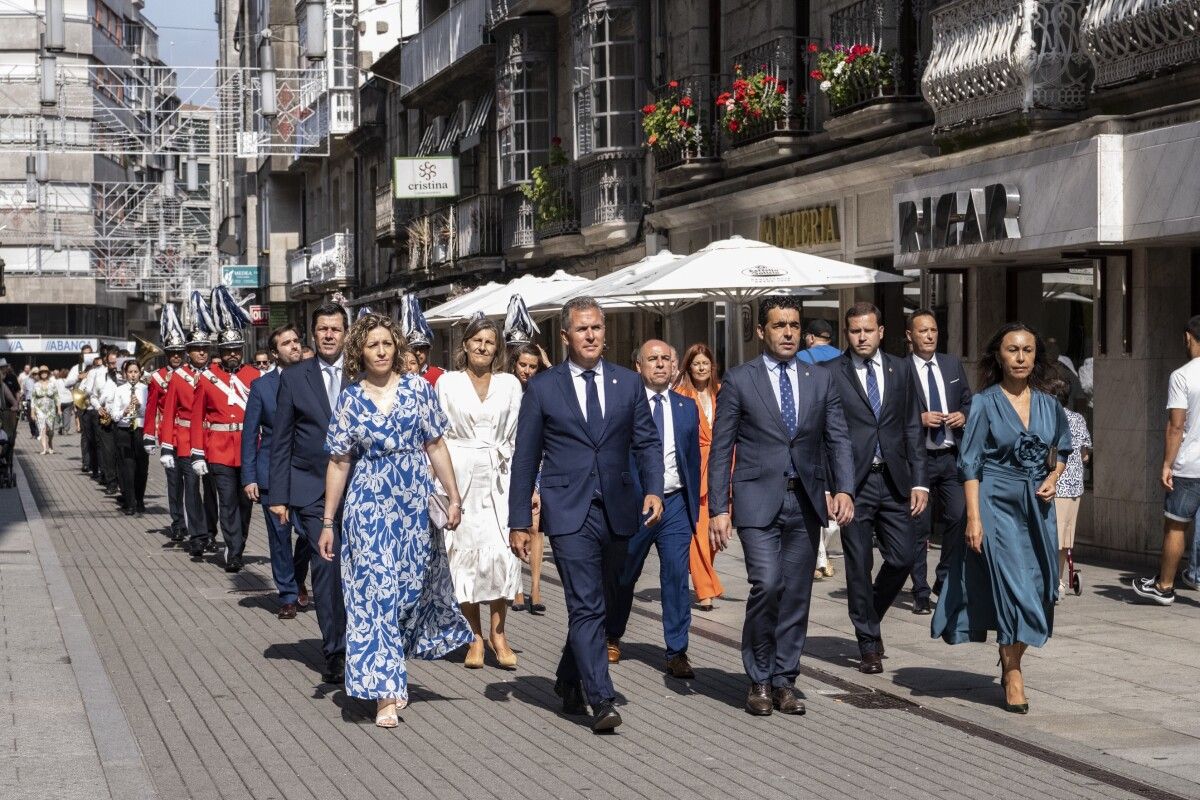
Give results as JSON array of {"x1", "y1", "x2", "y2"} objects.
[{"x1": 932, "y1": 385, "x2": 1071, "y2": 647}]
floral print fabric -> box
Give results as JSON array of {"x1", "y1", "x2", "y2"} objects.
[{"x1": 325, "y1": 374, "x2": 473, "y2": 702}]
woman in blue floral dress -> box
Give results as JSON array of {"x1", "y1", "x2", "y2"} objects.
[
  {"x1": 320, "y1": 314, "x2": 473, "y2": 728},
  {"x1": 932, "y1": 323, "x2": 1071, "y2": 715}
]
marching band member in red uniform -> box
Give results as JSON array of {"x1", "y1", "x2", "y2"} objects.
[
  {"x1": 190, "y1": 286, "x2": 260, "y2": 573},
  {"x1": 144, "y1": 303, "x2": 189, "y2": 543},
  {"x1": 159, "y1": 291, "x2": 219, "y2": 559},
  {"x1": 402, "y1": 294, "x2": 444, "y2": 385}
]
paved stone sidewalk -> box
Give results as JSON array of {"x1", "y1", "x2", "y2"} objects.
[{"x1": 6, "y1": 433, "x2": 1200, "y2": 800}]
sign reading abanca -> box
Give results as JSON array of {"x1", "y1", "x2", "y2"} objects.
[{"x1": 898, "y1": 184, "x2": 1021, "y2": 254}]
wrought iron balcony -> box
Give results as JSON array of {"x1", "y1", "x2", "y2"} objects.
[
  {"x1": 827, "y1": 0, "x2": 925, "y2": 116},
  {"x1": 286, "y1": 247, "x2": 309, "y2": 290},
  {"x1": 922, "y1": 0, "x2": 1092, "y2": 134},
  {"x1": 307, "y1": 231, "x2": 355, "y2": 287},
  {"x1": 501, "y1": 192, "x2": 535, "y2": 252},
  {"x1": 401, "y1": 0, "x2": 490, "y2": 97},
  {"x1": 528, "y1": 164, "x2": 581, "y2": 241},
  {"x1": 724, "y1": 36, "x2": 821, "y2": 149},
  {"x1": 1082, "y1": 0, "x2": 1200, "y2": 89},
  {"x1": 648, "y1": 75, "x2": 722, "y2": 172},
  {"x1": 579, "y1": 153, "x2": 642, "y2": 232},
  {"x1": 452, "y1": 194, "x2": 503, "y2": 260},
  {"x1": 375, "y1": 185, "x2": 396, "y2": 241}
]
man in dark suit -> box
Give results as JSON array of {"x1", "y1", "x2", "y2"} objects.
[
  {"x1": 710, "y1": 296, "x2": 855, "y2": 716},
  {"x1": 243, "y1": 323, "x2": 311, "y2": 620},
  {"x1": 268, "y1": 303, "x2": 348, "y2": 684},
  {"x1": 605, "y1": 339, "x2": 701, "y2": 680},
  {"x1": 905, "y1": 309, "x2": 971, "y2": 610},
  {"x1": 509, "y1": 297, "x2": 664, "y2": 734},
  {"x1": 821, "y1": 301, "x2": 927, "y2": 674}
]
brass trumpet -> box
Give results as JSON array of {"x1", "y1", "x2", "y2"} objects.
[{"x1": 71, "y1": 386, "x2": 89, "y2": 411}]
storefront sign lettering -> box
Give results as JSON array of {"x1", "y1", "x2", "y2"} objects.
[
  {"x1": 898, "y1": 184, "x2": 1020, "y2": 254},
  {"x1": 759, "y1": 206, "x2": 840, "y2": 249}
]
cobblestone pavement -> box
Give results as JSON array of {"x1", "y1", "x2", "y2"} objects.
[{"x1": 4, "y1": 433, "x2": 1199, "y2": 800}]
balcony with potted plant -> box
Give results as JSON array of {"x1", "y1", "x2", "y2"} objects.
[
  {"x1": 818, "y1": 0, "x2": 929, "y2": 141},
  {"x1": 644, "y1": 75, "x2": 723, "y2": 191},
  {"x1": 720, "y1": 36, "x2": 821, "y2": 170},
  {"x1": 520, "y1": 141, "x2": 585, "y2": 257}
]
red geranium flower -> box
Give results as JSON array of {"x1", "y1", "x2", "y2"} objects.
[
  {"x1": 551, "y1": 136, "x2": 562, "y2": 146},
  {"x1": 776, "y1": 82, "x2": 787, "y2": 94},
  {"x1": 807, "y1": 42, "x2": 819, "y2": 53},
  {"x1": 728, "y1": 120, "x2": 739, "y2": 132},
  {"x1": 680, "y1": 96, "x2": 693, "y2": 108},
  {"x1": 668, "y1": 80, "x2": 679, "y2": 88},
  {"x1": 810, "y1": 69, "x2": 824, "y2": 80}
]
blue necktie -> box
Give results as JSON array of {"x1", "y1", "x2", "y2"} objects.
[
  {"x1": 582, "y1": 369, "x2": 603, "y2": 440},
  {"x1": 651, "y1": 393, "x2": 665, "y2": 442},
  {"x1": 926, "y1": 361, "x2": 947, "y2": 447},
  {"x1": 865, "y1": 359, "x2": 882, "y2": 459},
  {"x1": 778, "y1": 361, "x2": 797, "y2": 438}
]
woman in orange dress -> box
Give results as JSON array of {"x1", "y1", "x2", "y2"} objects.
[{"x1": 673, "y1": 344, "x2": 724, "y2": 611}]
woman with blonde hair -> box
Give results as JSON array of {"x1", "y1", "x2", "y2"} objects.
[
  {"x1": 436, "y1": 315, "x2": 525, "y2": 668},
  {"x1": 672, "y1": 343, "x2": 724, "y2": 611},
  {"x1": 321, "y1": 313, "x2": 472, "y2": 727}
]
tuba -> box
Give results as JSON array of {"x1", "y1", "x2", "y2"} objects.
[
  {"x1": 71, "y1": 386, "x2": 89, "y2": 411},
  {"x1": 133, "y1": 334, "x2": 164, "y2": 371}
]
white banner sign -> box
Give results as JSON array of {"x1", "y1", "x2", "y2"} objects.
[
  {"x1": 0, "y1": 337, "x2": 135, "y2": 355},
  {"x1": 393, "y1": 157, "x2": 459, "y2": 200}
]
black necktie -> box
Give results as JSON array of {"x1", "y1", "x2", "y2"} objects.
[
  {"x1": 652, "y1": 393, "x2": 665, "y2": 441},
  {"x1": 926, "y1": 361, "x2": 947, "y2": 447},
  {"x1": 582, "y1": 369, "x2": 603, "y2": 439}
]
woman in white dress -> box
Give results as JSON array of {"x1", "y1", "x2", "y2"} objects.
[{"x1": 436, "y1": 316, "x2": 524, "y2": 669}]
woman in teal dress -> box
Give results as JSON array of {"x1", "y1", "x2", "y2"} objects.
[{"x1": 932, "y1": 323, "x2": 1071, "y2": 714}]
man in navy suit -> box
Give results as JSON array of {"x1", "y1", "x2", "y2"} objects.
[
  {"x1": 821, "y1": 301, "x2": 927, "y2": 675},
  {"x1": 509, "y1": 297, "x2": 664, "y2": 734},
  {"x1": 904, "y1": 309, "x2": 972, "y2": 610},
  {"x1": 243, "y1": 324, "x2": 311, "y2": 620},
  {"x1": 605, "y1": 339, "x2": 701, "y2": 680},
  {"x1": 268, "y1": 303, "x2": 348, "y2": 685},
  {"x1": 710, "y1": 296, "x2": 855, "y2": 716}
]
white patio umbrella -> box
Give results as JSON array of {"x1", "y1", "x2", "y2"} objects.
[
  {"x1": 423, "y1": 281, "x2": 506, "y2": 326},
  {"x1": 426, "y1": 270, "x2": 591, "y2": 325},
  {"x1": 525, "y1": 250, "x2": 691, "y2": 320},
  {"x1": 614, "y1": 235, "x2": 909, "y2": 361}
]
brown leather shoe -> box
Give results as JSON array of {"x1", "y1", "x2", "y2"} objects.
[
  {"x1": 277, "y1": 603, "x2": 297, "y2": 620},
  {"x1": 665, "y1": 653, "x2": 695, "y2": 679},
  {"x1": 859, "y1": 652, "x2": 883, "y2": 674},
  {"x1": 746, "y1": 683, "x2": 772, "y2": 715},
  {"x1": 771, "y1": 686, "x2": 806, "y2": 715},
  {"x1": 297, "y1": 583, "x2": 309, "y2": 608},
  {"x1": 606, "y1": 639, "x2": 621, "y2": 664}
]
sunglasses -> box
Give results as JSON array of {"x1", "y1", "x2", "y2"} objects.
[{"x1": 254, "y1": 360, "x2": 270, "y2": 367}]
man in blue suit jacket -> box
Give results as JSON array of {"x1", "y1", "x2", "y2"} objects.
[
  {"x1": 710, "y1": 296, "x2": 855, "y2": 717},
  {"x1": 268, "y1": 303, "x2": 348, "y2": 685},
  {"x1": 605, "y1": 339, "x2": 701, "y2": 680},
  {"x1": 509, "y1": 297, "x2": 664, "y2": 734},
  {"x1": 904, "y1": 309, "x2": 972, "y2": 610},
  {"x1": 242, "y1": 324, "x2": 311, "y2": 620}
]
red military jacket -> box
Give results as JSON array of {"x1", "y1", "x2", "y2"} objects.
[
  {"x1": 159, "y1": 365, "x2": 202, "y2": 456},
  {"x1": 421, "y1": 364, "x2": 444, "y2": 386},
  {"x1": 189, "y1": 363, "x2": 259, "y2": 467},
  {"x1": 142, "y1": 366, "x2": 173, "y2": 446}
]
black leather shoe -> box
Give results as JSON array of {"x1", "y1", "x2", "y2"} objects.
[
  {"x1": 321, "y1": 655, "x2": 345, "y2": 685},
  {"x1": 912, "y1": 597, "x2": 932, "y2": 615},
  {"x1": 205, "y1": 540, "x2": 218, "y2": 554},
  {"x1": 745, "y1": 683, "x2": 772, "y2": 716},
  {"x1": 591, "y1": 700, "x2": 622, "y2": 733},
  {"x1": 554, "y1": 680, "x2": 587, "y2": 715},
  {"x1": 665, "y1": 653, "x2": 695, "y2": 679},
  {"x1": 224, "y1": 556, "x2": 243, "y2": 573},
  {"x1": 188, "y1": 543, "x2": 205, "y2": 560},
  {"x1": 771, "y1": 686, "x2": 806, "y2": 715},
  {"x1": 859, "y1": 652, "x2": 883, "y2": 674}
]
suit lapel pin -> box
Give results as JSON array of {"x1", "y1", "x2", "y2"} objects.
[{"x1": 804, "y1": 371, "x2": 810, "y2": 377}]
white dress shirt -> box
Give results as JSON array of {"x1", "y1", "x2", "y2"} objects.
[
  {"x1": 567, "y1": 359, "x2": 606, "y2": 420},
  {"x1": 101, "y1": 381, "x2": 147, "y2": 429},
  {"x1": 85, "y1": 366, "x2": 120, "y2": 412},
  {"x1": 646, "y1": 387, "x2": 681, "y2": 493},
  {"x1": 912, "y1": 353, "x2": 952, "y2": 450},
  {"x1": 853, "y1": 350, "x2": 886, "y2": 402},
  {"x1": 318, "y1": 354, "x2": 345, "y2": 408},
  {"x1": 762, "y1": 354, "x2": 800, "y2": 428}
]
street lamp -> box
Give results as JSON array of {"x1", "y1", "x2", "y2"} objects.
[
  {"x1": 304, "y1": 1, "x2": 326, "y2": 61},
  {"x1": 258, "y1": 31, "x2": 277, "y2": 119}
]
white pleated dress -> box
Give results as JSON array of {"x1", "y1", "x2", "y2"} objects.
[{"x1": 435, "y1": 371, "x2": 524, "y2": 603}]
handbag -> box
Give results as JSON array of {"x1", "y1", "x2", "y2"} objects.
[{"x1": 428, "y1": 492, "x2": 450, "y2": 529}]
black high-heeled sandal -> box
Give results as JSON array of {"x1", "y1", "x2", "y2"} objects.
[{"x1": 998, "y1": 655, "x2": 1029, "y2": 714}]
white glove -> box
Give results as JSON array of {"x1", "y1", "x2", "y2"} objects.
[
  {"x1": 192, "y1": 459, "x2": 209, "y2": 476},
  {"x1": 144, "y1": 443, "x2": 157, "y2": 455},
  {"x1": 160, "y1": 453, "x2": 175, "y2": 470}
]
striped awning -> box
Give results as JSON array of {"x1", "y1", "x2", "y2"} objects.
[
  {"x1": 461, "y1": 91, "x2": 494, "y2": 141},
  {"x1": 415, "y1": 119, "x2": 442, "y2": 157},
  {"x1": 436, "y1": 107, "x2": 465, "y2": 154}
]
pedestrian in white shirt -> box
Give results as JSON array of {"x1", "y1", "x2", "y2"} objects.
[{"x1": 102, "y1": 359, "x2": 149, "y2": 516}]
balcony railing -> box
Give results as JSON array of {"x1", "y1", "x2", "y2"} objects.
[
  {"x1": 375, "y1": 185, "x2": 396, "y2": 240},
  {"x1": 579, "y1": 153, "x2": 642, "y2": 230},
  {"x1": 501, "y1": 192, "x2": 535, "y2": 251},
  {"x1": 401, "y1": 0, "x2": 490, "y2": 95},
  {"x1": 307, "y1": 231, "x2": 355, "y2": 286},
  {"x1": 827, "y1": 0, "x2": 926, "y2": 116},
  {"x1": 724, "y1": 36, "x2": 821, "y2": 149},
  {"x1": 287, "y1": 247, "x2": 309, "y2": 287},
  {"x1": 529, "y1": 164, "x2": 580, "y2": 240},
  {"x1": 649, "y1": 75, "x2": 722, "y2": 171},
  {"x1": 1082, "y1": 0, "x2": 1200, "y2": 89},
  {"x1": 453, "y1": 194, "x2": 503, "y2": 260},
  {"x1": 922, "y1": 0, "x2": 1092, "y2": 133}
]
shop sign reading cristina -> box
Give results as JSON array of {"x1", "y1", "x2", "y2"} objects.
[
  {"x1": 393, "y1": 157, "x2": 460, "y2": 200},
  {"x1": 759, "y1": 205, "x2": 840, "y2": 249},
  {"x1": 898, "y1": 184, "x2": 1021, "y2": 254}
]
